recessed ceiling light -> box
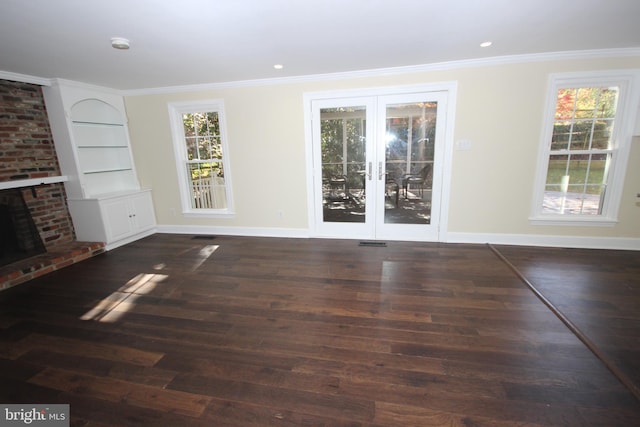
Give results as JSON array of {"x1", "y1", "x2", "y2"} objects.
[
  {"x1": 273, "y1": 64, "x2": 284, "y2": 70},
  {"x1": 480, "y1": 41, "x2": 492, "y2": 48},
  {"x1": 111, "y1": 37, "x2": 130, "y2": 50}
]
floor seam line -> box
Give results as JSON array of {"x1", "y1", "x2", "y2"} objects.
[{"x1": 486, "y1": 242, "x2": 640, "y2": 402}]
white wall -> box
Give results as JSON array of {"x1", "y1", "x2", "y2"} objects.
[{"x1": 124, "y1": 53, "x2": 640, "y2": 248}]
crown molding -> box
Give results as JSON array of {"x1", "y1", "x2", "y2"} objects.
[
  {"x1": 122, "y1": 47, "x2": 640, "y2": 96},
  {"x1": 3, "y1": 47, "x2": 639, "y2": 95},
  {"x1": 0, "y1": 71, "x2": 51, "y2": 86},
  {"x1": 48, "y1": 78, "x2": 125, "y2": 96}
]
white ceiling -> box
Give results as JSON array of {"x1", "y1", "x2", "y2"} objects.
[{"x1": 1, "y1": 0, "x2": 639, "y2": 91}]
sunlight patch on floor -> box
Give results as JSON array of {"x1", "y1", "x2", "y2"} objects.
[
  {"x1": 80, "y1": 273, "x2": 168, "y2": 323},
  {"x1": 191, "y1": 244, "x2": 219, "y2": 271}
]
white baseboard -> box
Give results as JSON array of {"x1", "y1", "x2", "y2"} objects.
[
  {"x1": 156, "y1": 224, "x2": 310, "y2": 239},
  {"x1": 154, "y1": 225, "x2": 639, "y2": 250},
  {"x1": 445, "y1": 232, "x2": 640, "y2": 251}
]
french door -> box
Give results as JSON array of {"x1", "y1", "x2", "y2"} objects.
[{"x1": 310, "y1": 89, "x2": 450, "y2": 241}]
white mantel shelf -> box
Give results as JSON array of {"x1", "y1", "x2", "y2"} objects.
[{"x1": 0, "y1": 175, "x2": 68, "y2": 190}]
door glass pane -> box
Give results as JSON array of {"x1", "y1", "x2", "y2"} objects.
[
  {"x1": 384, "y1": 102, "x2": 436, "y2": 224},
  {"x1": 320, "y1": 106, "x2": 366, "y2": 223}
]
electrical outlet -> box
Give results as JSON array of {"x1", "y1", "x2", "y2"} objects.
[{"x1": 456, "y1": 139, "x2": 472, "y2": 151}]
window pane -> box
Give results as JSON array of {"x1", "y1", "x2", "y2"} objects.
[
  {"x1": 205, "y1": 112, "x2": 220, "y2": 135},
  {"x1": 385, "y1": 102, "x2": 437, "y2": 179},
  {"x1": 555, "y1": 88, "x2": 576, "y2": 120},
  {"x1": 183, "y1": 114, "x2": 196, "y2": 136},
  {"x1": 320, "y1": 107, "x2": 366, "y2": 189},
  {"x1": 321, "y1": 118, "x2": 345, "y2": 166},
  {"x1": 196, "y1": 139, "x2": 207, "y2": 160},
  {"x1": 210, "y1": 137, "x2": 222, "y2": 159},
  {"x1": 587, "y1": 153, "x2": 608, "y2": 185},
  {"x1": 187, "y1": 162, "x2": 227, "y2": 209},
  {"x1": 591, "y1": 119, "x2": 614, "y2": 150},
  {"x1": 571, "y1": 87, "x2": 618, "y2": 119},
  {"x1": 196, "y1": 137, "x2": 222, "y2": 160},
  {"x1": 319, "y1": 106, "x2": 367, "y2": 223},
  {"x1": 545, "y1": 155, "x2": 568, "y2": 186},
  {"x1": 569, "y1": 119, "x2": 592, "y2": 151},
  {"x1": 551, "y1": 121, "x2": 571, "y2": 150},
  {"x1": 191, "y1": 132, "x2": 222, "y2": 160},
  {"x1": 566, "y1": 155, "x2": 589, "y2": 185},
  {"x1": 543, "y1": 153, "x2": 608, "y2": 215},
  {"x1": 597, "y1": 88, "x2": 619, "y2": 118},
  {"x1": 410, "y1": 108, "x2": 436, "y2": 162},
  {"x1": 192, "y1": 113, "x2": 204, "y2": 135},
  {"x1": 386, "y1": 117, "x2": 409, "y2": 161},
  {"x1": 346, "y1": 118, "x2": 365, "y2": 167},
  {"x1": 186, "y1": 137, "x2": 197, "y2": 160},
  {"x1": 574, "y1": 87, "x2": 600, "y2": 119}
]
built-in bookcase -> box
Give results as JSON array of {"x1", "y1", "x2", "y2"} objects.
[
  {"x1": 43, "y1": 80, "x2": 156, "y2": 249},
  {"x1": 70, "y1": 99, "x2": 137, "y2": 197}
]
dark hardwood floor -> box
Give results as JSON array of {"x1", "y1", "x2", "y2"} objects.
[
  {"x1": 492, "y1": 245, "x2": 640, "y2": 403},
  {"x1": 0, "y1": 234, "x2": 638, "y2": 426}
]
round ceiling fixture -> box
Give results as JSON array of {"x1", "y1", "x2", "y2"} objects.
[{"x1": 111, "y1": 37, "x2": 130, "y2": 50}]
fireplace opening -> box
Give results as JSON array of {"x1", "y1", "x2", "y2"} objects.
[{"x1": 0, "y1": 189, "x2": 46, "y2": 268}]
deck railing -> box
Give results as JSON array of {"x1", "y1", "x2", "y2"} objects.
[{"x1": 191, "y1": 177, "x2": 226, "y2": 209}]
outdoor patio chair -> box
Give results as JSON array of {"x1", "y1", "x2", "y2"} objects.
[{"x1": 402, "y1": 164, "x2": 432, "y2": 199}]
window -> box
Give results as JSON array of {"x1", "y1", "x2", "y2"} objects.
[
  {"x1": 531, "y1": 71, "x2": 639, "y2": 226},
  {"x1": 168, "y1": 100, "x2": 234, "y2": 217}
]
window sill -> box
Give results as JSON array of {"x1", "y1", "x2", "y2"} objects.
[
  {"x1": 182, "y1": 209, "x2": 235, "y2": 219},
  {"x1": 529, "y1": 216, "x2": 618, "y2": 227}
]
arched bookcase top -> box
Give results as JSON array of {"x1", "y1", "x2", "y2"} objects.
[{"x1": 70, "y1": 98, "x2": 125, "y2": 125}]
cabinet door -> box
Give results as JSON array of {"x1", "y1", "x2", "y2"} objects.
[
  {"x1": 130, "y1": 191, "x2": 156, "y2": 231},
  {"x1": 102, "y1": 197, "x2": 135, "y2": 242}
]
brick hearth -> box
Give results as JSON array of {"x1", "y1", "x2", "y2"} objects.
[{"x1": 0, "y1": 241, "x2": 105, "y2": 290}]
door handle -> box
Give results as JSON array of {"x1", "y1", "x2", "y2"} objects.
[
  {"x1": 367, "y1": 162, "x2": 372, "y2": 180},
  {"x1": 378, "y1": 162, "x2": 383, "y2": 180}
]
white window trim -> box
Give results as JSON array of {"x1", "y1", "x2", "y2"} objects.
[
  {"x1": 530, "y1": 70, "x2": 640, "y2": 226},
  {"x1": 168, "y1": 99, "x2": 235, "y2": 218}
]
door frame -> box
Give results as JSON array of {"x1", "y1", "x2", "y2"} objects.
[{"x1": 303, "y1": 82, "x2": 458, "y2": 242}]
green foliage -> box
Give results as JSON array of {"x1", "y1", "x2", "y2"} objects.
[
  {"x1": 551, "y1": 120, "x2": 613, "y2": 151},
  {"x1": 320, "y1": 108, "x2": 366, "y2": 182},
  {"x1": 319, "y1": 105, "x2": 436, "y2": 187},
  {"x1": 182, "y1": 111, "x2": 224, "y2": 180},
  {"x1": 189, "y1": 162, "x2": 224, "y2": 180},
  {"x1": 183, "y1": 112, "x2": 223, "y2": 161}
]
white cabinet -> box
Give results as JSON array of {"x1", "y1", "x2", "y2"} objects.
[
  {"x1": 68, "y1": 190, "x2": 156, "y2": 250},
  {"x1": 43, "y1": 80, "x2": 156, "y2": 249}
]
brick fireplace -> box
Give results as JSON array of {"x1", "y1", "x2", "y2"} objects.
[{"x1": 0, "y1": 79, "x2": 104, "y2": 290}]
